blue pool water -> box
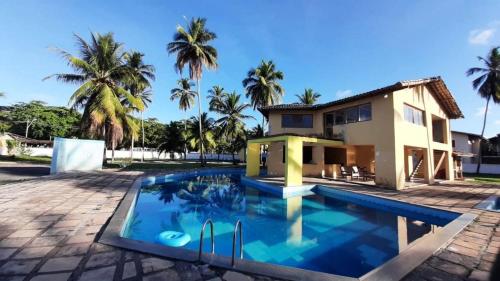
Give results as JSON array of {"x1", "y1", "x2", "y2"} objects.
[{"x1": 123, "y1": 171, "x2": 459, "y2": 277}]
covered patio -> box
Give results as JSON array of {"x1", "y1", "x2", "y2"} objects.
[{"x1": 246, "y1": 134, "x2": 346, "y2": 187}]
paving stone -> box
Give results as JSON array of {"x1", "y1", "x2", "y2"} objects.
[
  {"x1": 14, "y1": 246, "x2": 54, "y2": 259},
  {"x1": 206, "y1": 278, "x2": 222, "y2": 281},
  {"x1": 53, "y1": 220, "x2": 81, "y2": 228},
  {"x1": 0, "y1": 237, "x2": 31, "y2": 247},
  {"x1": 122, "y1": 261, "x2": 136, "y2": 279},
  {"x1": 427, "y1": 257, "x2": 469, "y2": 277},
  {"x1": 78, "y1": 266, "x2": 116, "y2": 281},
  {"x1": 0, "y1": 276, "x2": 26, "y2": 281},
  {"x1": 90, "y1": 243, "x2": 115, "y2": 253},
  {"x1": 30, "y1": 272, "x2": 71, "y2": 281},
  {"x1": 176, "y1": 263, "x2": 202, "y2": 281},
  {"x1": 65, "y1": 234, "x2": 95, "y2": 244},
  {"x1": 28, "y1": 236, "x2": 66, "y2": 247},
  {"x1": 55, "y1": 243, "x2": 91, "y2": 256},
  {"x1": 0, "y1": 248, "x2": 17, "y2": 260},
  {"x1": 39, "y1": 256, "x2": 83, "y2": 272},
  {"x1": 408, "y1": 264, "x2": 464, "y2": 281},
  {"x1": 468, "y1": 269, "x2": 490, "y2": 281},
  {"x1": 0, "y1": 259, "x2": 41, "y2": 274},
  {"x1": 8, "y1": 229, "x2": 41, "y2": 238},
  {"x1": 437, "y1": 250, "x2": 478, "y2": 269},
  {"x1": 85, "y1": 251, "x2": 121, "y2": 268},
  {"x1": 142, "y1": 270, "x2": 180, "y2": 281},
  {"x1": 222, "y1": 271, "x2": 254, "y2": 281},
  {"x1": 141, "y1": 257, "x2": 175, "y2": 274}
]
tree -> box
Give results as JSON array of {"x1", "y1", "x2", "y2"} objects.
[
  {"x1": 296, "y1": 88, "x2": 321, "y2": 105},
  {"x1": 466, "y1": 46, "x2": 500, "y2": 173},
  {"x1": 123, "y1": 51, "x2": 155, "y2": 162},
  {"x1": 170, "y1": 78, "x2": 197, "y2": 159},
  {"x1": 242, "y1": 60, "x2": 284, "y2": 129},
  {"x1": 248, "y1": 124, "x2": 264, "y2": 138},
  {"x1": 167, "y1": 17, "x2": 218, "y2": 166},
  {"x1": 5, "y1": 101, "x2": 81, "y2": 139},
  {"x1": 207, "y1": 85, "x2": 226, "y2": 112},
  {"x1": 45, "y1": 32, "x2": 144, "y2": 162},
  {"x1": 158, "y1": 121, "x2": 185, "y2": 158},
  {"x1": 215, "y1": 92, "x2": 253, "y2": 162},
  {"x1": 186, "y1": 113, "x2": 215, "y2": 157}
]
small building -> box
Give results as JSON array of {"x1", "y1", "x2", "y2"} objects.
[
  {"x1": 246, "y1": 77, "x2": 463, "y2": 190},
  {"x1": 451, "y1": 131, "x2": 482, "y2": 164}
]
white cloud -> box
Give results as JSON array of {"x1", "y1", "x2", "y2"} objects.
[
  {"x1": 475, "y1": 106, "x2": 487, "y2": 116},
  {"x1": 495, "y1": 120, "x2": 500, "y2": 125},
  {"x1": 469, "y1": 28, "x2": 495, "y2": 45},
  {"x1": 335, "y1": 89, "x2": 353, "y2": 99}
]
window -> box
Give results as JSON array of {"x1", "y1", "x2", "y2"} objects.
[
  {"x1": 281, "y1": 114, "x2": 313, "y2": 128},
  {"x1": 359, "y1": 103, "x2": 372, "y2": 121},
  {"x1": 346, "y1": 107, "x2": 358, "y2": 123},
  {"x1": 334, "y1": 110, "x2": 345, "y2": 125},
  {"x1": 404, "y1": 104, "x2": 425, "y2": 126},
  {"x1": 303, "y1": 146, "x2": 313, "y2": 164},
  {"x1": 324, "y1": 103, "x2": 372, "y2": 132},
  {"x1": 282, "y1": 145, "x2": 313, "y2": 164},
  {"x1": 452, "y1": 140, "x2": 455, "y2": 148}
]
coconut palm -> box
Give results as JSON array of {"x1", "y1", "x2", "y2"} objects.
[
  {"x1": 124, "y1": 51, "x2": 156, "y2": 162},
  {"x1": 170, "y1": 78, "x2": 197, "y2": 159},
  {"x1": 242, "y1": 60, "x2": 284, "y2": 129},
  {"x1": 215, "y1": 92, "x2": 254, "y2": 162},
  {"x1": 249, "y1": 124, "x2": 264, "y2": 138},
  {"x1": 167, "y1": 17, "x2": 218, "y2": 166},
  {"x1": 186, "y1": 113, "x2": 215, "y2": 156},
  {"x1": 296, "y1": 88, "x2": 321, "y2": 105},
  {"x1": 466, "y1": 46, "x2": 500, "y2": 173},
  {"x1": 207, "y1": 85, "x2": 226, "y2": 112},
  {"x1": 45, "y1": 32, "x2": 142, "y2": 162}
]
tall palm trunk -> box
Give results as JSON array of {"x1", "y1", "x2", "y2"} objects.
[
  {"x1": 476, "y1": 96, "x2": 490, "y2": 174},
  {"x1": 262, "y1": 115, "x2": 265, "y2": 134},
  {"x1": 102, "y1": 125, "x2": 107, "y2": 164},
  {"x1": 196, "y1": 79, "x2": 205, "y2": 166},
  {"x1": 141, "y1": 111, "x2": 145, "y2": 162},
  {"x1": 130, "y1": 136, "x2": 134, "y2": 162},
  {"x1": 184, "y1": 114, "x2": 188, "y2": 160},
  {"x1": 111, "y1": 138, "x2": 116, "y2": 163}
]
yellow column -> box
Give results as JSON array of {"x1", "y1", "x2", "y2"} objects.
[
  {"x1": 286, "y1": 196, "x2": 302, "y2": 246},
  {"x1": 285, "y1": 137, "x2": 303, "y2": 186},
  {"x1": 246, "y1": 143, "x2": 261, "y2": 177}
]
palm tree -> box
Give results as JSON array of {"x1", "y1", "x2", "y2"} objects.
[
  {"x1": 171, "y1": 78, "x2": 197, "y2": 159},
  {"x1": 167, "y1": 17, "x2": 218, "y2": 166},
  {"x1": 45, "y1": 32, "x2": 141, "y2": 162},
  {"x1": 466, "y1": 46, "x2": 500, "y2": 173},
  {"x1": 249, "y1": 124, "x2": 264, "y2": 138},
  {"x1": 0, "y1": 92, "x2": 5, "y2": 98},
  {"x1": 242, "y1": 60, "x2": 284, "y2": 129},
  {"x1": 296, "y1": 88, "x2": 321, "y2": 105},
  {"x1": 215, "y1": 92, "x2": 254, "y2": 162},
  {"x1": 186, "y1": 113, "x2": 215, "y2": 156},
  {"x1": 124, "y1": 51, "x2": 156, "y2": 162},
  {"x1": 207, "y1": 85, "x2": 226, "y2": 112}
]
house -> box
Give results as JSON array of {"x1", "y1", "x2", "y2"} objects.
[
  {"x1": 246, "y1": 77, "x2": 463, "y2": 190},
  {"x1": 451, "y1": 131, "x2": 482, "y2": 164}
]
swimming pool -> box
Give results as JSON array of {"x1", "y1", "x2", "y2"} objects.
[{"x1": 114, "y1": 169, "x2": 466, "y2": 279}]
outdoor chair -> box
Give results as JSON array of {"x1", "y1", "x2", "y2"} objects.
[
  {"x1": 351, "y1": 166, "x2": 361, "y2": 180},
  {"x1": 340, "y1": 166, "x2": 349, "y2": 178}
]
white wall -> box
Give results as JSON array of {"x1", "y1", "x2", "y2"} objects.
[
  {"x1": 463, "y1": 163, "x2": 500, "y2": 174},
  {"x1": 28, "y1": 147, "x2": 240, "y2": 161},
  {"x1": 50, "y1": 138, "x2": 105, "y2": 174}
]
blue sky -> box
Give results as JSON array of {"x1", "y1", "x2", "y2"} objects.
[{"x1": 0, "y1": 0, "x2": 499, "y2": 137}]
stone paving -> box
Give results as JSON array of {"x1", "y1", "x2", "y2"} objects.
[{"x1": 0, "y1": 170, "x2": 498, "y2": 281}]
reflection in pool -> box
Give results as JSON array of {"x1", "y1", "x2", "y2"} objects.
[{"x1": 123, "y1": 172, "x2": 456, "y2": 277}]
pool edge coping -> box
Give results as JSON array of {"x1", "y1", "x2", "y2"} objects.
[{"x1": 99, "y1": 169, "x2": 476, "y2": 281}]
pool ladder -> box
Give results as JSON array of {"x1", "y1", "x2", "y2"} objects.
[{"x1": 198, "y1": 219, "x2": 244, "y2": 267}]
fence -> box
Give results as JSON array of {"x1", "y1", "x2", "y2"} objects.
[
  {"x1": 463, "y1": 163, "x2": 500, "y2": 175},
  {"x1": 26, "y1": 147, "x2": 240, "y2": 161}
]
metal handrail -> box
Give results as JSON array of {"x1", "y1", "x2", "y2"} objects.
[
  {"x1": 198, "y1": 219, "x2": 215, "y2": 261},
  {"x1": 231, "y1": 219, "x2": 243, "y2": 267}
]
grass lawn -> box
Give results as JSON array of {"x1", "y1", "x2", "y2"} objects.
[
  {"x1": 463, "y1": 173, "x2": 500, "y2": 184},
  {"x1": 0, "y1": 155, "x2": 52, "y2": 165},
  {"x1": 104, "y1": 160, "x2": 242, "y2": 170}
]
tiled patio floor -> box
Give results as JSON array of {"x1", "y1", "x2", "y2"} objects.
[{"x1": 0, "y1": 171, "x2": 498, "y2": 281}]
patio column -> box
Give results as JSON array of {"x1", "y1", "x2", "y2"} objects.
[
  {"x1": 285, "y1": 137, "x2": 303, "y2": 186},
  {"x1": 246, "y1": 143, "x2": 261, "y2": 177}
]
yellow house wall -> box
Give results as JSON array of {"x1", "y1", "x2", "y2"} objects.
[{"x1": 266, "y1": 84, "x2": 455, "y2": 189}]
